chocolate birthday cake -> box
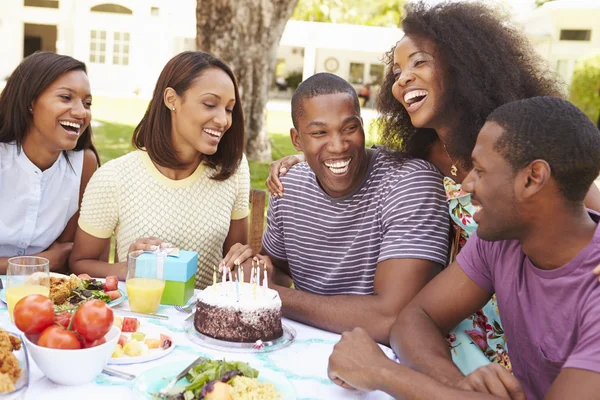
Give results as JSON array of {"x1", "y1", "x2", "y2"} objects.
[{"x1": 194, "y1": 282, "x2": 283, "y2": 343}]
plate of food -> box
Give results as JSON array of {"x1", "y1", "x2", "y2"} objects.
[
  {"x1": 0, "y1": 329, "x2": 29, "y2": 399},
  {"x1": 0, "y1": 273, "x2": 125, "y2": 311},
  {"x1": 109, "y1": 317, "x2": 175, "y2": 365},
  {"x1": 132, "y1": 358, "x2": 295, "y2": 399}
]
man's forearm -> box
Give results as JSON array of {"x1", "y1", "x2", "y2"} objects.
[
  {"x1": 376, "y1": 358, "x2": 501, "y2": 400},
  {"x1": 390, "y1": 305, "x2": 464, "y2": 386},
  {"x1": 273, "y1": 285, "x2": 397, "y2": 345}
]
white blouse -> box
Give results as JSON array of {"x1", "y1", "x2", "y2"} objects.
[{"x1": 0, "y1": 142, "x2": 84, "y2": 257}]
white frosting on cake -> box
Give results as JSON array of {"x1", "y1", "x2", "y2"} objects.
[{"x1": 198, "y1": 282, "x2": 282, "y2": 311}]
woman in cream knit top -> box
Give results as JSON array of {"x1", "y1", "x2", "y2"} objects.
[
  {"x1": 78, "y1": 150, "x2": 249, "y2": 288},
  {"x1": 70, "y1": 51, "x2": 250, "y2": 288}
]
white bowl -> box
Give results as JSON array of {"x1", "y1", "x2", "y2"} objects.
[{"x1": 24, "y1": 325, "x2": 120, "y2": 386}]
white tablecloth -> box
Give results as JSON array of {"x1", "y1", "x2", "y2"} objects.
[{"x1": 0, "y1": 280, "x2": 394, "y2": 400}]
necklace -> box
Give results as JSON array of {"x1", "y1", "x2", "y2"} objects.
[{"x1": 443, "y1": 144, "x2": 458, "y2": 177}]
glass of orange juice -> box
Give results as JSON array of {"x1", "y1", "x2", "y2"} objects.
[
  {"x1": 126, "y1": 250, "x2": 166, "y2": 314},
  {"x1": 6, "y1": 256, "x2": 50, "y2": 322}
]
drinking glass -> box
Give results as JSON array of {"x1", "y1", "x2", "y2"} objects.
[
  {"x1": 126, "y1": 250, "x2": 166, "y2": 313},
  {"x1": 6, "y1": 256, "x2": 50, "y2": 322}
]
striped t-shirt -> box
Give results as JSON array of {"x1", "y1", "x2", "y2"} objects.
[{"x1": 262, "y1": 147, "x2": 449, "y2": 296}]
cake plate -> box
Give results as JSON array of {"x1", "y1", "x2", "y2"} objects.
[{"x1": 183, "y1": 320, "x2": 296, "y2": 353}]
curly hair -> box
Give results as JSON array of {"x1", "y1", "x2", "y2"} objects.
[
  {"x1": 376, "y1": 1, "x2": 562, "y2": 168},
  {"x1": 491, "y1": 97, "x2": 600, "y2": 203}
]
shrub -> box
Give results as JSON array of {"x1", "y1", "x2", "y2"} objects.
[
  {"x1": 569, "y1": 54, "x2": 600, "y2": 124},
  {"x1": 285, "y1": 70, "x2": 303, "y2": 91}
]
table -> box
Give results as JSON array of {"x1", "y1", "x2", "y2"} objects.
[{"x1": 0, "y1": 280, "x2": 394, "y2": 400}]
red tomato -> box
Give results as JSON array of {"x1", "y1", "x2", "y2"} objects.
[
  {"x1": 53, "y1": 311, "x2": 72, "y2": 329},
  {"x1": 38, "y1": 325, "x2": 82, "y2": 349},
  {"x1": 121, "y1": 317, "x2": 139, "y2": 333},
  {"x1": 105, "y1": 290, "x2": 121, "y2": 301},
  {"x1": 81, "y1": 336, "x2": 107, "y2": 348},
  {"x1": 104, "y1": 276, "x2": 118, "y2": 292},
  {"x1": 13, "y1": 294, "x2": 54, "y2": 334},
  {"x1": 73, "y1": 300, "x2": 114, "y2": 341}
]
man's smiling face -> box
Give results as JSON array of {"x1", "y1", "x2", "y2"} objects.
[{"x1": 291, "y1": 93, "x2": 368, "y2": 198}]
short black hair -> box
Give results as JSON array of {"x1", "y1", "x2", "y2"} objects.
[
  {"x1": 490, "y1": 96, "x2": 600, "y2": 203},
  {"x1": 291, "y1": 72, "x2": 360, "y2": 129}
]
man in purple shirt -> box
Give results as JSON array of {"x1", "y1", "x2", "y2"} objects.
[{"x1": 327, "y1": 96, "x2": 600, "y2": 399}]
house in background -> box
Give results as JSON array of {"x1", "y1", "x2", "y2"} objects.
[
  {"x1": 1, "y1": 0, "x2": 598, "y2": 98},
  {"x1": 523, "y1": 0, "x2": 600, "y2": 84},
  {"x1": 0, "y1": 0, "x2": 400, "y2": 98}
]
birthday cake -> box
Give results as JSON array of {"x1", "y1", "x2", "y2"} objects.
[{"x1": 194, "y1": 281, "x2": 284, "y2": 343}]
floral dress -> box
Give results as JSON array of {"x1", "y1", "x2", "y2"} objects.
[{"x1": 444, "y1": 177, "x2": 512, "y2": 374}]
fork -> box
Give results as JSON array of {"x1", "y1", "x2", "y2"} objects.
[
  {"x1": 157, "y1": 356, "x2": 208, "y2": 398},
  {"x1": 174, "y1": 303, "x2": 195, "y2": 314}
]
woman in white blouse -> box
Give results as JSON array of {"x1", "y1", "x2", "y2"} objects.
[{"x1": 0, "y1": 52, "x2": 100, "y2": 273}]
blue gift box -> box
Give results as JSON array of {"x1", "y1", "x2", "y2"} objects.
[
  {"x1": 134, "y1": 250, "x2": 198, "y2": 306},
  {"x1": 164, "y1": 250, "x2": 198, "y2": 282},
  {"x1": 134, "y1": 250, "x2": 198, "y2": 281}
]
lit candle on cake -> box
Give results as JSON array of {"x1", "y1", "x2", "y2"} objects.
[
  {"x1": 235, "y1": 272, "x2": 240, "y2": 302},
  {"x1": 255, "y1": 259, "x2": 260, "y2": 286},
  {"x1": 238, "y1": 260, "x2": 244, "y2": 283},
  {"x1": 250, "y1": 265, "x2": 255, "y2": 285},
  {"x1": 262, "y1": 260, "x2": 268, "y2": 292},
  {"x1": 213, "y1": 265, "x2": 217, "y2": 287},
  {"x1": 221, "y1": 265, "x2": 226, "y2": 284}
]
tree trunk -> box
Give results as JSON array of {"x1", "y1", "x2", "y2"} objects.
[{"x1": 196, "y1": 0, "x2": 299, "y2": 162}]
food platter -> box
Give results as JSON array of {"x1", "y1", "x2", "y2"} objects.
[
  {"x1": 108, "y1": 321, "x2": 175, "y2": 365},
  {"x1": 184, "y1": 320, "x2": 296, "y2": 353},
  {"x1": 132, "y1": 359, "x2": 296, "y2": 400},
  {"x1": 0, "y1": 272, "x2": 126, "y2": 312}
]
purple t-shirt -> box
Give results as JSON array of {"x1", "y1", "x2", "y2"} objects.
[{"x1": 457, "y1": 212, "x2": 600, "y2": 399}]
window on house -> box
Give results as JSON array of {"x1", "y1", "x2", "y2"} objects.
[
  {"x1": 90, "y1": 4, "x2": 133, "y2": 14},
  {"x1": 24, "y1": 0, "x2": 59, "y2": 8},
  {"x1": 559, "y1": 29, "x2": 591, "y2": 41},
  {"x1": 150, "y1": 6, "x2": 159, "y2": 16},
  {"x1": 349, "y1": 63, "x2": 365, "y2": 84},
  {"x1": 89, "y1": 30, "x2": 107, "y2": 64},
  {"x1": 112, "y1": 32, "x2": 130, "y2": 65},
  {"x1": 369, "y1": 64, "x2": 384, "y2": 85}
]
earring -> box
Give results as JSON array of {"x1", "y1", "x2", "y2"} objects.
[
  {"x1": 171, "y1": 107, "x2": 175, "y2": 111},
  {"x1": 29, "y1": 108, "x2": 33, "y2": 112}
]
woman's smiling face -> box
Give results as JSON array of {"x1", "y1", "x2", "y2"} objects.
[{"x1": 391, "y1": 35, "x2": 449, "y2": 130}]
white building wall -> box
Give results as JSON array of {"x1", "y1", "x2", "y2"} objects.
[
  {"x1": 0, "y1": 0, "x2": 24, "y2": 80},
  {"x1": 525, "y1": 0, "x2": 600, "y2": 85}
]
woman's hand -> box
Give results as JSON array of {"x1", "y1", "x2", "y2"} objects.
[
  {"x1": 127, "y1": 237, "x2": 169, "y2": 254},
  {"x1": 265, "y1": 154, "x2": 304, "y2": 197},
  {"x1": 220, "y1": 243, "x2": 254, "y2": 273}
]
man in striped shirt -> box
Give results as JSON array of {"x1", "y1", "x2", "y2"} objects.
[{"x1": 259, "y1": 73, "x2": 449, "y2": 345}]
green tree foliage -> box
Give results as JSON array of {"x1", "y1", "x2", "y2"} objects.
[
  {"x1": 291, "y1": 0, "x2": 405, "y2": 27},
  {"x1": 569, "y1": 54, "x2": 600, "y2": 124}
]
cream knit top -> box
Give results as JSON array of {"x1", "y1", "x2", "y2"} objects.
[{"x1": 79, "y1": 150, "x2": 249, "y2": 288}]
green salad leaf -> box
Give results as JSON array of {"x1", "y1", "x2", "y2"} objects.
[{"x1": 180, "y1": 360, "x2": 259, "y2": 399}]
